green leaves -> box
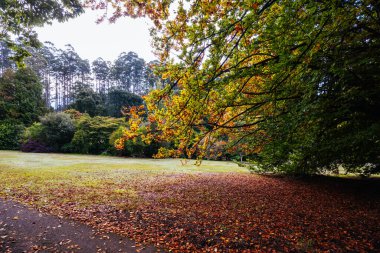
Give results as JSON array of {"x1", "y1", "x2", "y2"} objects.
[{"x1": 0, "y1": 0, "x2": 84, "y2": 64}]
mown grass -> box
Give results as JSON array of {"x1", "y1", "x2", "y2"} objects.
[{"x1": 0, "y1": 150, "x2": 247, "y2": 209}]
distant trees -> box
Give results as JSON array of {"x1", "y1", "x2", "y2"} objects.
[
  {"x1": 0, "y1": 40, "x2": 158, "y2": 117},
  {"x1": 0, "y1": 41, "x2": 155, "y2": 152},
  {"x1": 13, "y1": 43, "x2": 156, "y2": 113}
]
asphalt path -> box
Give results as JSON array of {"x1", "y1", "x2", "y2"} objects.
[{"x1": 0, "y1": 199, "x2": 157, "y2": 252}]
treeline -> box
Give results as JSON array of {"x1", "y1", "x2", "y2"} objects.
[
  {"x1": 0, "y1": 67, "x2": 157, "y2": 156},
  {"x1": 0, "y1": 67, "x2": 233, "y2": 159},
  {"x1": 0, "y1": 41, "x2": 160, "y2": 110},
  {"x1": 21, "y1": 110, "x2": 161, "y2": 157},
  {"x1": 0, "y1": 41, "x2": 161, "y2": 154}
]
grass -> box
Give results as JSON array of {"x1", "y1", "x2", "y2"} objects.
[
  {"x1": 0, "y1": 150, "x2": 379, "y2": 252},
  {"x1": 0, "y1": 150, "x2": 247, "y2": 208}
]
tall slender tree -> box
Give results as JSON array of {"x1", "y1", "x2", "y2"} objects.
[{"x1": 92, "y1": 57, "x2": 111, "y2": 94}]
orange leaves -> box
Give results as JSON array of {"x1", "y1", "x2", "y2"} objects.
[
  {"x1": 3, "y1": 166, "x2": 380, "y2": 252},
  {"x1": 114, "y1": 138, "x2": 125, "y2": 150}
]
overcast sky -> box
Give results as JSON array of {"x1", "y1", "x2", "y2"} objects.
[{"x1": 35, "y1": 10, "x2": 156, "y2": 63}]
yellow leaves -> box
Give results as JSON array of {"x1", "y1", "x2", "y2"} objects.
[
  {"x1": 129, "y1": 121, "x2": 140, "y2": 132},
  {"x1": 161, "y1": 71, "x2": 170, "y2": 80},
  {"x1": 153, "y1": 147, "x2": 180, "y2": 158},
  {"x1": 114, "y1": 138, "x2": 125, "y2": 150}
]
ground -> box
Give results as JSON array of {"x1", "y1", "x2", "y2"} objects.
[
  {"x1": 0, "y1": 199, "x2": 156, "y2": 252},
  {"x1": 0, "y1": 151, "x2": 379, "y2": 252}
]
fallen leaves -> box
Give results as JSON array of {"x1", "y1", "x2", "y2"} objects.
[{"x1": 1, "y1": 161, "x2": 379, "y2": 252}]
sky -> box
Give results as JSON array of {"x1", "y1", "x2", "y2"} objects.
[{"x1": 35, "y1": 10, "x2": 157, "y2": 63}]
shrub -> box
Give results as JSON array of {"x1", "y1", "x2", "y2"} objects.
[
  {"x1": 71, "y1": 115, "x2": 124, "y2": 154},
  {"x1": 39, "y1": 112, "x2": 75, "y2": 151},
  {"x1": 21, "y1": 140, "x2": 52, "y2": 153},
  {"x1": 21, "y1": 112, "x2": 75, "y2": 152},
  {"x1": 21, "y1": 122, "x2": 44, "y2": 143}
]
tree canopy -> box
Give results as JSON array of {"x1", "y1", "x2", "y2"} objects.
[
  {"x1": 0, "y1": 0, "x2": 83, "y2": 64},
  {"x1": 91, "y1": 0, "x2": 380, "y2": 175},
  {"x1": 0, "y1": 68, "x2": 47, "y2": 125}
]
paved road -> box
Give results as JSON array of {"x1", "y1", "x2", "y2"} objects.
[{"x1": 0, "y1": 199, "x2": 157, "y2": 252}]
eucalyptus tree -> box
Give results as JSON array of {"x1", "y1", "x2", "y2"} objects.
[
  {"x1": 111, "y1": 51, "x2": 146, "y2": 93},
  {"x1": 48, "y1": 44, "x2": 91, "y2": 109},
  {"x1": 144, "y1": 60, "x2": 162, "y2": 92},
  {"x1": 92, "y1": 57, "x2": 111, "y2": 94}
]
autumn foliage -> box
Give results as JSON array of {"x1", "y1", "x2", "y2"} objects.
[{"x1": 91, "y1": 0, "x2": 380, "y2": 175}]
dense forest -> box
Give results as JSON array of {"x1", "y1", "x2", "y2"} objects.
[{"x1": 1, "y1": 41, "x2": 160, "y2": 111}]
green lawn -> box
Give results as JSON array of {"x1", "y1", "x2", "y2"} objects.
[{"x1": 0, "y1": 150, "x2": 246, "y2": 208}]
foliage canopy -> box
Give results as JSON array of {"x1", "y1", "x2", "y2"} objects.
[
  {"x1": 90, "y1": 0, "x2": 380, "y2": 175},
  {"x1": 0, "y1": 0, "x2": 83, "y2": 64}
]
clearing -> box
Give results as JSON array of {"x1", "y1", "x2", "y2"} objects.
[{"x1": 0, "y1": 151, "x2": 379, "y2": 252}]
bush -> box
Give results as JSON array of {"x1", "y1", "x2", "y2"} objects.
[
  {"x1": 21, "y1": 112, "x2": 75, "y2": 152},
  {"x1": 71, "y1": 115, "x2": 124, "y2": 154},
  {"x1": 0, "y1": 120, "x2": 24, "y2": 150},
  {"x1": 21, "y1": 122, "x2": 44, "y2": 143},
  {"x1": 21, "y1": 140, "x2": 52, "y2": 153},
  {"x1": 109, "y1": 126, "x2": 160, "y2": 157},
  {"x1": 39, "y1": 112, "x2": 75, "y2": 151}
]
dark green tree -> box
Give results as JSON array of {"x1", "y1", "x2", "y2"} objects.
[
  {"x1": 69, "y1": 83, "x2": 106, "y2": 117},
  {"x1": 0, "y1": 68, "x2": 46, "y2": 125},
  {"x1": 106, "y1": 88, "x2": 144, "y2": 118}
]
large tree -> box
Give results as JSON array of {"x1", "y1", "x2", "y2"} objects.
[
  {"x1": 111, "y1": 51, "x2": 146, "y2": 94},
  {"x1": 93, "y1": 0, "x2": 380, "y2": 175},
  {"x1": 106, "y1": 88, "x2": 144, "y2": 117},
  {"x1": 0, "y1": 68, "x2": 47, "y2": 125},
  {"x1": 92, "y1": 57, "x2": 111, "y2": 94},
  {"x1": 69, "y1": 83, "x2": 106, "y2": 117}
]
